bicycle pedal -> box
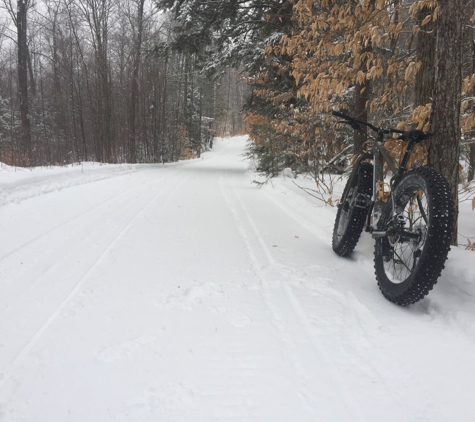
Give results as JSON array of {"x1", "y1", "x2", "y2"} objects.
[
  {"x1": 354, "y1": 193, "x2": 371, "y2": 208},
  {"x1": 396, "y1": 214, "x2": 406, "y2": 226}
]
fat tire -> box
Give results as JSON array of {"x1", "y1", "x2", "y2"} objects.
[
  {"x1": 374, "y1": 167, "x2": 454, "y2": 305},
  {"x1": 332, "y1": 162, "x2": 373, "y2": 256}
]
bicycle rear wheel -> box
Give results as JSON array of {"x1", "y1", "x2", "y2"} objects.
[
  {"x1": 374, "y1": 167, "x2": 454, "y2": 305},
  {"x1": 332, "y1": 162, "x2": 372, "y2": 256}
]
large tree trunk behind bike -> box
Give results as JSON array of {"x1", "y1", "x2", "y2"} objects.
[{"x1": 429, "y1": 0, "x2": 463, "y2": 246}]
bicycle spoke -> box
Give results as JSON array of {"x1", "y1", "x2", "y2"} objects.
[{"x1": 416, "y1": 193, "x2": 428, "y2": 225}]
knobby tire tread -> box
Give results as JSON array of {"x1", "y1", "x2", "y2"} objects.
[
  {"x1": 374, "y1": 167, "x2": 454, "y2": 305},
  {"x1": 332, "y1": 162, "x2": 372, "y2": 257}
]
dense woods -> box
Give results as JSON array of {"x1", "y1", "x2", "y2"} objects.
[
  {"x1": 1, "y1": 0, "x2": 474, "y2": 239},
  {"x1": 0, "y1": 0, "x2": 247, "y2": 166}
]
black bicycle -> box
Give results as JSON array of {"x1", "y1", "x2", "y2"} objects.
[{"x1": 331, "y1": 111, "x2": 454, "y2": 305}]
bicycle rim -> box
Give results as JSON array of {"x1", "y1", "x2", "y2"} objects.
[{"x1": 383, "y1": 190, "x2": 428, "y2": 283}]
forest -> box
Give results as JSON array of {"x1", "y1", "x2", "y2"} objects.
[
  {"x1": 1, "y1": 1, "x2": 474, "y2": 237},
  {"x1": 0, "y1": 0, "x2": 248, "y2": 167}
]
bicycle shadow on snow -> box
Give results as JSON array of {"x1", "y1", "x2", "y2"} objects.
[{"x1": 337, "y1": 231, "x2": 475, "y2": 336}]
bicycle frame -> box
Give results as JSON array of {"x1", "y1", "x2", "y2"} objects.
[{"x1": 336, "y1": 115, "x2": 424, "y2": 237}]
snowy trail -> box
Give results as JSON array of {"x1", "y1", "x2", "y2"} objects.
[
  {"x1": 2, "y1": 173, "x2": 191, "y2": 385},
  {"x1": 1, "y1": 137, "x2": 475, "y2": 421},
  {"x1": 219, "y1": 170, "x2": 367, "y2": 421}
]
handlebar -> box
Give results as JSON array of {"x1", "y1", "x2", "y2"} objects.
[{"x1": 332, "y1": 110, "x2": 432, "y2": 143}]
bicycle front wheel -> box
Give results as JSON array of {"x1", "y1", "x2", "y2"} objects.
[{"x1": 374, "y1": 167, "x2": 454, "y2": 305}]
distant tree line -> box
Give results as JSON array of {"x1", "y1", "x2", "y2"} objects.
[
  {"x1": 0, "y1": 0, "x2": 248, "y2": 166},
  {"x1": 2, "y1": 2, "x2": 475, "y2": 203}
]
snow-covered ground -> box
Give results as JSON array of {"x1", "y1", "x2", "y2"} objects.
[{"x1": 1, "y1": 136, "x2": 474, "y2": 422}]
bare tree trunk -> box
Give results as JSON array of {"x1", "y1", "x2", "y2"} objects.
[
  {"x1": 17, "y1": 0, "x2": 32, "y2": 164},
  {"x1": 469, "y1": 140, "x2": 475, "y2": 182},
  {"x1": 77, "y1": 0, "x2": 114, "y2": 162},
  {"x1": 100, "y1": 45, "x2": 112, "y2": 162},
  {"x1": 161, "y1": 55, "x2": 168, "y2": 162},
  {"x1": 468, "y1": 16, "x2": 475, "y2": 182},
  {"x1": 128, "y1": 0, "x2": 145, "y2": 163},
  {"x1": 429, "y1": 0, "x2": 463, "y2": 245},
  {"x1": 198, "y1": 82, "x2": 202, "y2": 158}
]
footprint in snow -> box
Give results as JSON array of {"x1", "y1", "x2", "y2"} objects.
[
  {"x1": 97, "y1": 335, "x2": 157, "y2": 363},
  {"x1": 161, "y1": 282, "x2": 224, "y2": 310},
  {"x1": 224, "y1": 310, "x2": 251, "y2": 328}
]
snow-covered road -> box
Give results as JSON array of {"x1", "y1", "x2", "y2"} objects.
[{"x1": 1, "y1": 137, "x2": 475, "y2": 421}]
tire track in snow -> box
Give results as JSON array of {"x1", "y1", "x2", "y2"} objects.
[
  {"x1": 8, "y1": 170, "x2": 187, "y2": 288},
  {"x1": 223, "y1": 171, "x2": 439, "y2": 421},
  {"x1": 219, "y1": 173, "x2": 368, "y2": 422},
  {"x1": 0, "y1": 173, "x2": 190, "y2": 389},
  {"x1": 261, "y1": 185, "x2": 327, "y2": 239},
  {"x1": 258, "y1": 184, "x2": 440, "y2": 420},
  {"x1": 0, "y1": 168, "x2": 187, "y2": 263},
  {"x1": 0, "y1": 169, "x2": 191, "y2": 330}
]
